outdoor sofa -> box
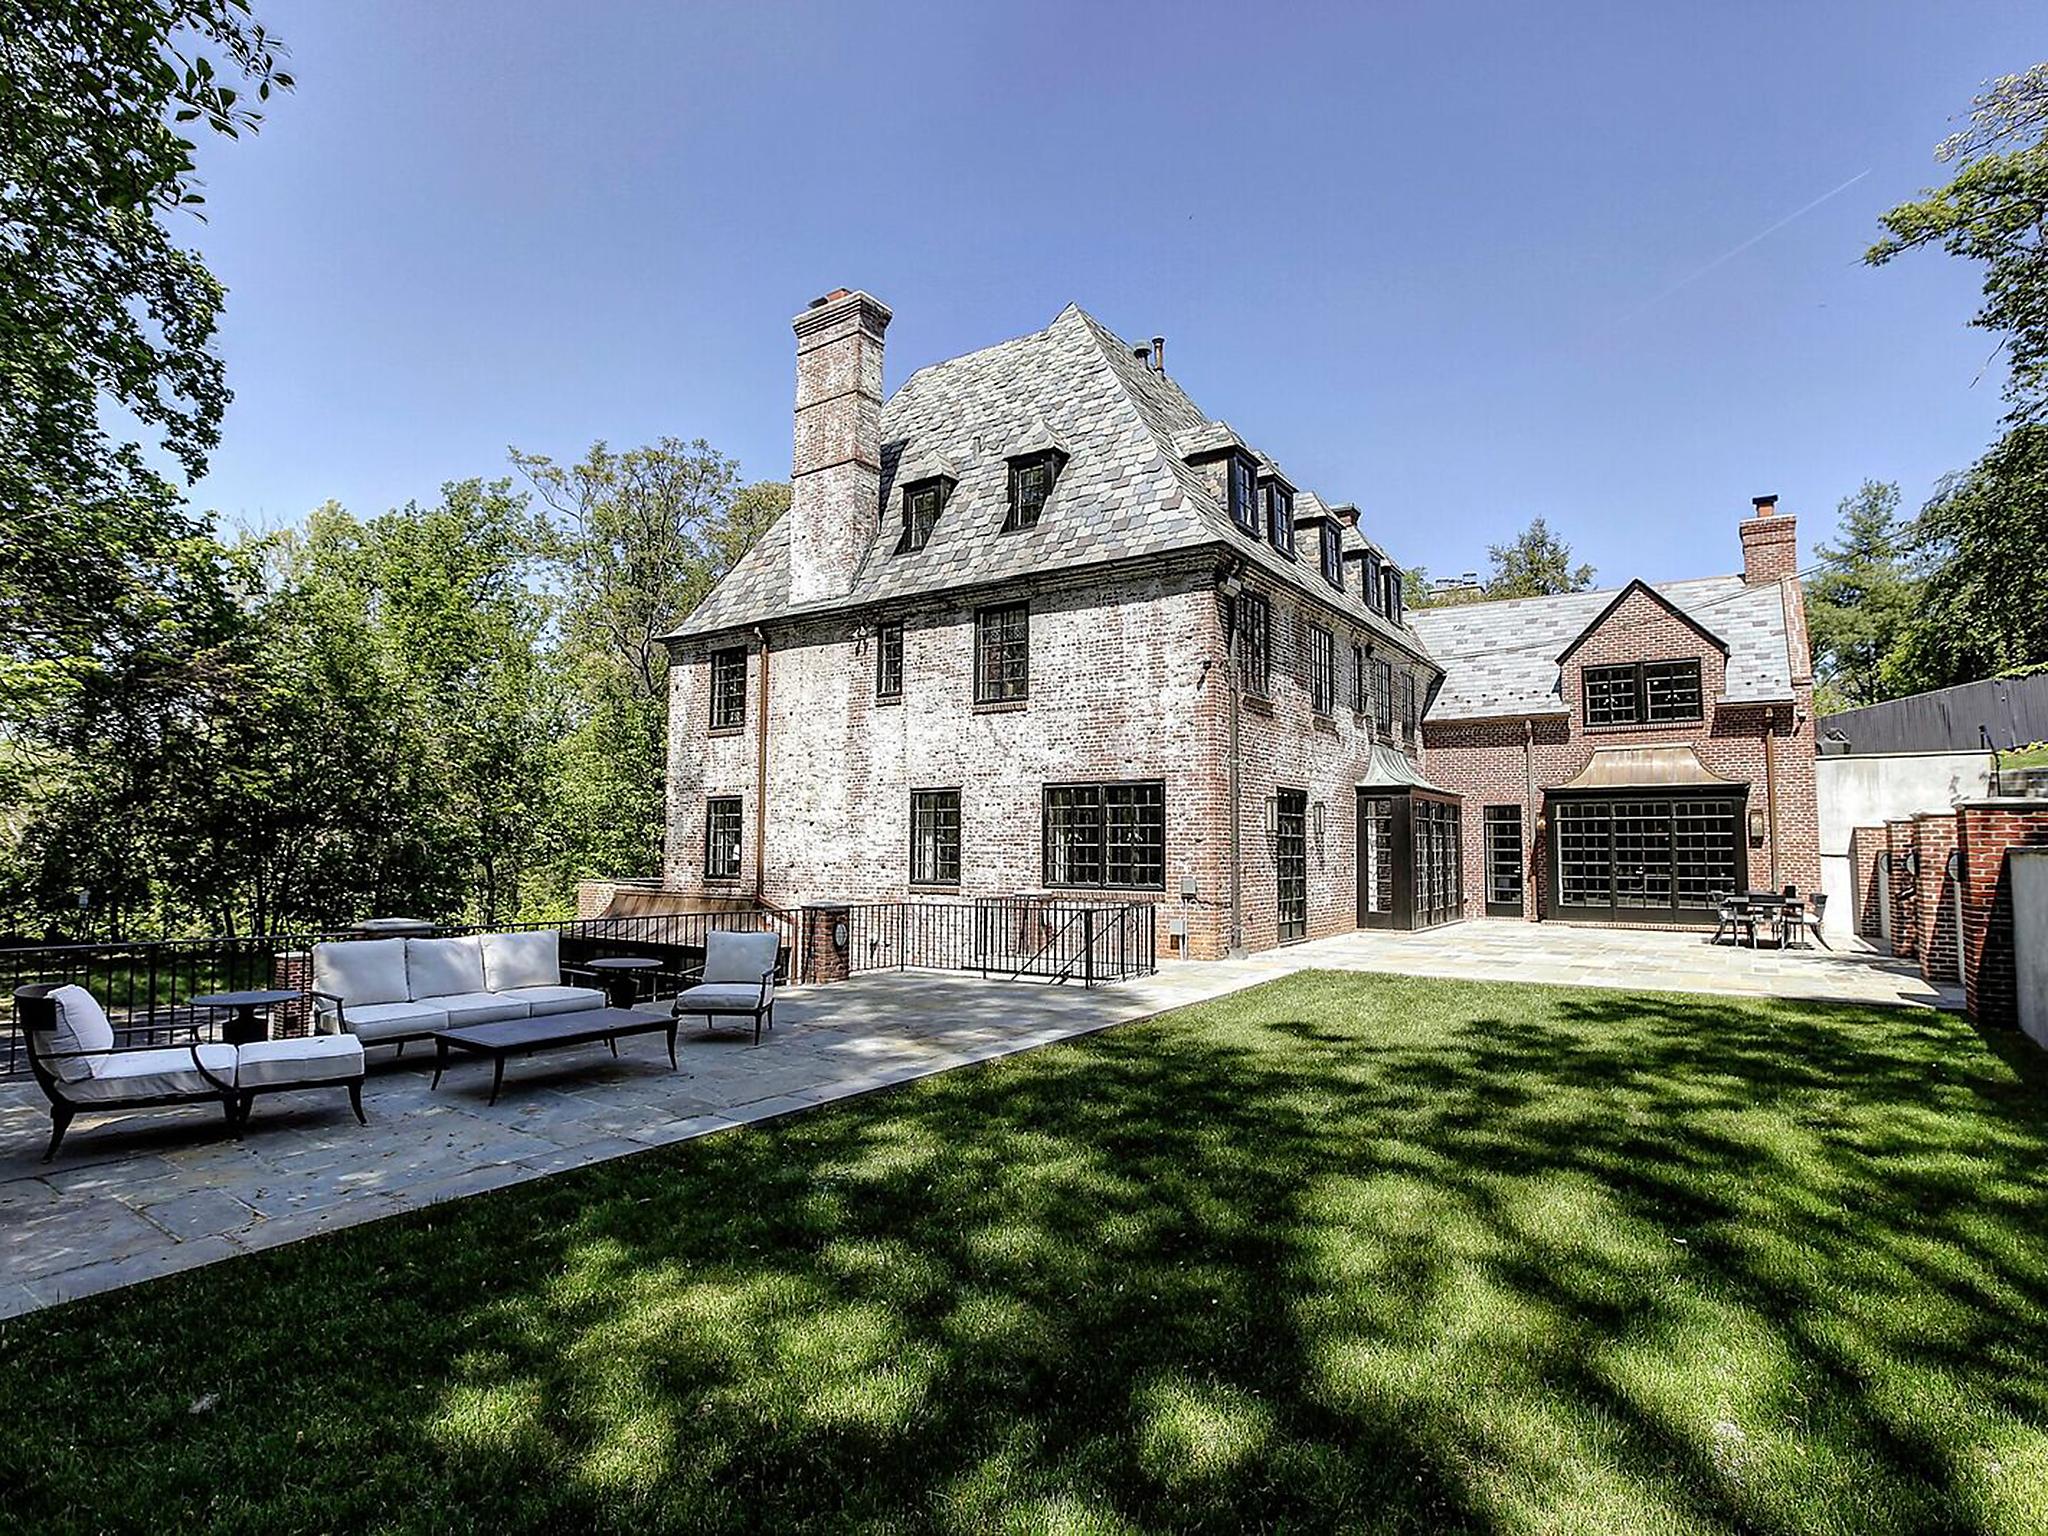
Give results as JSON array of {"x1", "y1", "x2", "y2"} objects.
[
  {"x1": 13, "y1": 982, "x2": 366, "y2": 1161},
  {"x1": 310, "y1": 931, "x2": 606, "y2": 1049}
]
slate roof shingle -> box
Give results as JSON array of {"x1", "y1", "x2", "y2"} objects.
[
  {"x1": 665, "y1": 304, "x2": 1430, "y2": 663},
  {"x1": 1409, "y1": 575, "x2": 1795, "y2": 722}
]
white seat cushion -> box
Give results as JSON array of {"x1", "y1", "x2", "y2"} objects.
[
  {"x1": 312, "y1": 939, "x2": 411, "y2": 1007},
  {"x1": 435, "y1": 990, "x2": 531, "y2": 1027},
  {"x1": 406, "y1": 936, "x2": 486, "y2": 999},
  {"x1": 498, "y1": 984, "x2": 605, "y2": 1017},
  {"x1": 480, "y1": 930, "x2": 560, "y2": 992},
  {"x1": 40, "y1": 985, "x2": 115, "y2": 1083},
  {"x1": 66, "y1": 1044, "x2": 237, "y2": 1103},
  {"x1": 334, "y1": 1000, "x2": 449, "y2": 1043},
  {"x1": 702, "y1": 930, "x2": 781, "y2": 986},
  {"x1": 675, "y1": 982, "x2": 772, "y2": 1014},
  {"x1": 235, "y1": 1034, "x2": 366, "y2": 1089}
]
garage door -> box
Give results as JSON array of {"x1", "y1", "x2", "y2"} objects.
[{"x1": 1549, "y1": 794, "x2": 1745, "y2": 924}]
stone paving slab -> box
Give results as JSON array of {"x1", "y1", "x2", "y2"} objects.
[{"x1": 0, "y1": 923, "x2": 1948, "y2": 1319}]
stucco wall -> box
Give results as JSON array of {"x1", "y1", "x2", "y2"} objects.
[
  {"x1": 1814, "y1": 751, "x2": 1994, "y2": 937},
  {"x1": 2013, "y1": 848, "x2": 2048, "y2": 1050}
]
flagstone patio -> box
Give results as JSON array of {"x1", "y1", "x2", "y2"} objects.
[{"x1": 0, "y1": 921, "x2": 1953, "y2": 1319}]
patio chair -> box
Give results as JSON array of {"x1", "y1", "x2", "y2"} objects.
[
  {"x1": 12, "y1": 983, "x2": 366, "y2": 1161},
  {"x1": 1711, "y1": 895, "x2": 1756, "y2": 947},
  {"x1": 1779, "y1": 892, "x2": 1831, "y2": 950},
  {"x1": 670, "y1": 930, "x2": 779, "y2": 1044}
]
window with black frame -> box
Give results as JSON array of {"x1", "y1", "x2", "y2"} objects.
[
  {"x1": 1320, "y1": 522, "x2": 1343, "y2": 588},
  {"x1": 909, "y1": 789, "x2": 961, "y2": 885},
  {"x1": 1364, "y1": 552, "x2": 1384, "y2": 613},
  {"x1": 1484, "y1": 804, "x2": 1524, "y2": 915},
  {"x1": 1402, "y1": 671, "x2": 1418, "y2": 737},
  {"x1": 1005, "y1": 455, "x2": 1057, "y2": 531},
  {"x1": 1043, "y1": 781, "x2": 1165, "y2": 889},
  {"x1": 709, "y1": 647, "x2": 747, "y2": 731},
  {"x1": 1265, "y1": 482, "x2": 1295, "y2": 556},
  {"x1": 975, "y1": 602, "x2": 1029, "y2": 703},
  {"x1": 1352, "y1": 643, "x2": 1367, "y2": 713},
  {"x1": 1308, "y1": 624, "x2": 1335, "y2": 715},
  {"x1": 1584, "y1": 659, "x2": 1702, "y2": 725},
  {"x1": 901, "y1": 478, "x2": 950, "y2": 551},
  {"x1": 1374, "y1": 656, "x2": 1393, "y2": 734},
  {"x1": 1583, "y1": 663, "x2": 1639, "y2": 726},
  {"x1": 1231, "y1": 591, "x2": 1271, "y2": 698},
  {"x1": 704, "y1": 796, "x2": 742, "y2": 879},
  {"x1": 1644, "y1": 659, "x2": 1704, "y2": 722},
  {"x1": 875, "y1": 621, "x2": 903, "y2": 701},
  {"x1": 1229, "y1": 454, "x2": 1258, "y2": 535}
]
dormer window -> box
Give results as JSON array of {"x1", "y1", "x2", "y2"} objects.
[
  {"x1": 1263, "y1": 482, "x2": 1295, "y2": 557},
  {"x1": 1228, "y1": 453, "x2": 1258, "y2": 535},
  {"x1": 900, "y1": 476, "x2": 953, "y2": 553},
  {"x1": 1363, "y1": 552, "x2": 1384, "y2": 614},
  {"x1": 1005, "y1": 452, "x2": 1062, "y2": 532},
  {"x1": 1319, "y1": 521, "x2": 1343, "y2": 589}
]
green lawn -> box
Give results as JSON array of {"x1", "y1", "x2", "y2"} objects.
[{"x1": 4, "y1": 973, "x2": 2048, "y2": 1534}]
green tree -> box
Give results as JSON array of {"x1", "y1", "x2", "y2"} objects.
[
  {"x1": 1868, "y1": 64, "x2": 2048, "y2": 421},
  {"x1": 2, "y1": 2, "x2": 291, "y2": 706},
  {"x1": 1890, "y1": 427, "x2": 2048, "y2": 691},
  {"x1": 1484, "y1": 517, "x2": 1595, "y2": 599},
  {"x1": 1804, "y1": 481, "x2": 1923, "y2": 713}
]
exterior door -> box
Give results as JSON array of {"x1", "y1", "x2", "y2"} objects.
[
  {"x1": 1358, "y1": 794, "x2": 1396, "y2": 928},
  {"x1": 1275, "y1": 789, "x2": 1308, "y2": 943},
  {"x1": 1410, "y1": 796, "x2": 1463, "y2": 929},
  {"x1": 1547, "y1": 792, "x2": 1745, "y2": 924}
]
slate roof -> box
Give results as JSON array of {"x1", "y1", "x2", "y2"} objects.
[
  {"x1": 1409, "y1": 574, "x2": 1795, "y2": 722},
  {"x1": 667, "y1": 305, "x2": 1430, "y2": 663}
]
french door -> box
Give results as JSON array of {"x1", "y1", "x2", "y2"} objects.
[
  {"x1": 1548, "y1": 792, "x2": 1744, "y2": 923},
  {"x1": 1275, "y1": 789, "x2": 1308, "y2": 943}
]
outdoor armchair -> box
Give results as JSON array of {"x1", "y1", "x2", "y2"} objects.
[
  {"x1": 670, "y1": 930, "x2": 781, "y2": 1044},
  {"x1": 12, "y1": 983, "x2": 366, "y2": 1161}
]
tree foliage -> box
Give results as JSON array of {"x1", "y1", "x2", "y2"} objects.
[
  {"x1": 1804, "y1": 481, "x2": 1923, "y2": 714},
  {"x1": 1408, "y1": 518, "x2": 1595, "y2": 607}
]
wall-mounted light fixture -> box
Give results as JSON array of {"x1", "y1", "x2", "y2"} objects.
[
  {"x1": 1312, "y1": 800, "x2": 1327, "y2": 844},
  {"x1": 1264, "y1": 794, "x2": 1279, "y2": 835},
  {"x1": 1945, "y1": 847, "x2": 1963, "y2": 884},
  {"x1": 1748, "y1": 808, "x2": 1767, "y2": 845},
  {"x1": 1902, "y1": 848, "x2": 1920, "y2": 879},
  {"x1": 833, "y1": 921, "x2": 849, "y2": 950}
]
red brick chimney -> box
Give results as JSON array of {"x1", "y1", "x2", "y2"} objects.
[
  {"x1": 1739, "y1": 494, "x2": 1797, "y2": 585},
  {"x1": 788, "y1": 289, "x2": 891, "y2": 604}
]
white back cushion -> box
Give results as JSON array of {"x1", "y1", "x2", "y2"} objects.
[
  {"x1": 702, "y1": 930, "x2": 780, "y2": 985},
  {"x1": 312, "y1": 939, "x2": 410, "y2": 1007},
  {"x1": 406, "y1": 936, "x2": 486, "y2": 999},
  {"x1": 481, "y1": 930, "x2": 559, "y2": 992},
  {"x1": 41, "y1": 984, "x2": 114, "y2": 1082}
]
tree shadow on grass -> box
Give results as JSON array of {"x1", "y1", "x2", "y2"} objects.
[{"x1": 3, "y1": 971, "x2": 2047, "y2": 1533}]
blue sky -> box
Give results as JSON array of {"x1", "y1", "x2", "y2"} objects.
[{"x1": 183, "y1": 1, "x2": 2041, "y2": 586}]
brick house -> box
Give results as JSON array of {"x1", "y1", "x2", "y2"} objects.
[
  {"x1": 1411, "y1": 505, "x2": 1822, "y2": 925},
  {"x1": 661, "y1": 290, "x2": 1822, "y2": 956}
]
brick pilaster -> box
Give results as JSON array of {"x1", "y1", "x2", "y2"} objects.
[
  {"x1": 802, "y1": 905, "x2": 851, "y2": 984},
  {"x1": 1955, "y1": 800, "x2": 2048, "y2": 1026},
  {"x1": 270, "y1": 951, "x2": 313, "y2": 1037},
  {"x1": 1885, "y1": 819, "x2": 1919, "y2": 958},
  {"x1": 1848, "y1": 824, "x2": 1887, "y2": 939},
  {"x1": 1912, "y1": 813, "x2": 1960, "y2": 986}
]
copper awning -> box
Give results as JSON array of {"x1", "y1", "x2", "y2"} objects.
[
  {"x1": 1356, "y1": 741, "x2": 1459, "y2": 797},
  {"x1": 1553, "y1": 744, "x2": 1744, "y2": 792}
]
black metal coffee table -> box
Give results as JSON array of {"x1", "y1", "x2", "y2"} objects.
[{"x1": 430, "y1": 1008, "x2": 680, "y2": 1105}]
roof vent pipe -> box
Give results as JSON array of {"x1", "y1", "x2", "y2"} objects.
[
  {"x1": 1132, "y1": 344, "x2": 1151, "y2": 367},
  {"x1": 1152, "y1": 335, "x2": 1166, "y2": 374}
]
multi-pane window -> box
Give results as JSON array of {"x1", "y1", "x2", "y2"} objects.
[
  {"x1": 1043, "y1": 781, "x2": 1166, "y2": 889},
  {"x1": 1386, "y1": 568, "x2": 1405, "y2": 625},
  {"x1": 902, "y1": 478, "x2": 949, "y2": 551},
  {"x1": 909, "y1": 789, "x2": 961, "y2": 886},
  {"x1": 1265, "y1": 482, "x2": 1295, "y2": 557},
  {"x1": 875, "y1": 621, "x2": 904, "y2": 701},
  {"x1": 1586, "y1": 658, "x2": 1705, "y2": 725},
  {"x1": 1374, "y1": 657, "x2": 1394, "y2": 734},
  {"x1": 1364, "y1": 552, "x2": 1384, "y2": 613},
  {"x1": 1232, "y1": 591, "x2": 1271, "y2": 698},
  {"x1": 1308, "y1": 624, "x2": 1335, "y2": 715},
  {"x1": 1319, "y1": 521, "x2": 1343, "y2": 589},
  {"x1": 1484, "y1": 804, "x2": 1524, "y2": 914},
  {"x1": 974, "y1": 602, "x2": 1030, "y2": 703},
  {"x1": 704, "y1": 796, "x2": 743, "y2": 879},
  {"x1": 1352, "y1": 644, "x2": 1368, "y2": 713},
  {"x1": 1402, "y1": 671, "x2": 1418, "y2": 736},
  {"x1": 1005, "y1": 455, "x2": 1057, "y2": 532},
  {"x1": 1228, "y1": 454, "x2": 1258, "y2": 534},
  {"x1": 709, "y1": 647, "x2": 747, "y2": 731},
  {"x1": 1645, "y1": 660, "x2": 1704, "y2": 722}
]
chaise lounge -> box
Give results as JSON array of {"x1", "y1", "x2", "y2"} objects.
[
  {"x1": 13, "y1": 983, "x2": 367, "y2": 1160},
  {"x1": 310, "y1": 930, "x2": 607, "y2": 1050}
]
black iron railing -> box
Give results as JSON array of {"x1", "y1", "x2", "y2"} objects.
[
  {"x1": 842, "y1": 896, "x2": 1156, "y2": 984},
  {"x1": 0, "y1": 909, "x2": 796, "y2": 1081}
]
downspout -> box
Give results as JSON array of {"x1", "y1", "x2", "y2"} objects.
[
  {"x1": 753, "y1": 626, "x2": 770, "y2": 900},
  {"x1": 1763, "y1": 708, "x2": 1779, "y2": 890},
  {"x1": 1218, "y1": 561, "x2": 1246, "y2": 956},
  {"x1": 1523, "y1": 718, "x2": 1536, "y2": 920}
]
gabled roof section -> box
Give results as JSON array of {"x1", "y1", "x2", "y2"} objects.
[
  {"x1": 667, "y1": 304, "x2": 1436, "y2": 666},
  {"x1": 1412, "y1": 574, "x2": 1795, "y2": 722},
  {"x1": 1554, "y1": 578, "x2": 1729, "y2": 665}
]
